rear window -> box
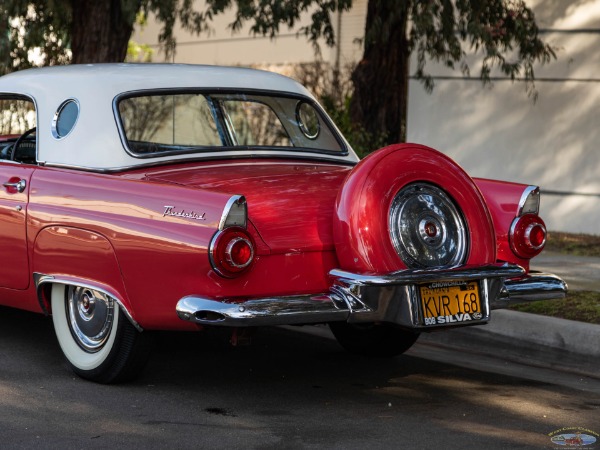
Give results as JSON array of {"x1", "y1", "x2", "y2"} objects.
[{"x1": 117, "y1": 92, "x2": 344, "y2": 156}]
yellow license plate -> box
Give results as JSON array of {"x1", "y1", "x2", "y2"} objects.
[{"x1": 419, "y1": 281, "x2": 482, "y2": 326}]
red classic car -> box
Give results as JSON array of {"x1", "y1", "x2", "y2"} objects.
[{"x1": 0, "y1": 64, "x2": 566, "y2": 383}]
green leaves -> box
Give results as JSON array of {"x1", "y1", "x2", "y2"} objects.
[
  {"x1": 409, "y1": 0, "x2": 556, "y2": 96},
  {"x1": 206, "y1": 0, "x2": 352, "y2": 45},
  {"x1": 0, "y1": 0, "x2": 352, "y2": 73},
  {"x1": 1, "y1": 0, "x2": 71, "y2": 74}
]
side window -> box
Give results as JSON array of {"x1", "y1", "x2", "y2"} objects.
[
  {"x1": 0, "y1": 98, "x2": 36, "y2": 135},
  {"x1": 220, "y1": 100, "x2": 291, "y2": 147},
  {"x1": 0, "y1": 97, "x2": 37, "y2": 164}
]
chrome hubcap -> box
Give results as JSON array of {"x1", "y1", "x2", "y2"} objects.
[
  {"x1": 418, "y1": 216, "x2": 446, "y2": 246},
  {"x1": 389, "y1": 183, "x2": 468, "y2": 268},
  {"x1": 66, "y1": 286, "x2": 114, "y2": 353}
]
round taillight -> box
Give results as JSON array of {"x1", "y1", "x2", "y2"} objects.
[
  {"x1": 510, "y1": 214, "x2": 546, "y2": 259},
  {"x1": 527, "y1": 223, "x2": 546, "y2": 248},
  {"x1": 225, "y1": 237, "x2": 253, "y2": 269},
  {"x1": 210, "y1": 227, "x2": 255, "y2": 278}
]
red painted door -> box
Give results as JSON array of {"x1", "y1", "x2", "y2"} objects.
[{"x1": 0, "y1": 163, "x2": 34, "y2": 289}]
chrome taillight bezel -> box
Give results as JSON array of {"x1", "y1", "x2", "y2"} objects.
[
  {"x1": 209, "y1": 227, "x2": 255, "y2": 278},
  {"x1": 224, "y1": 236, "x2": 254, "y2": 270},
  {"x1": 518, "y1": 186, "x2": 540, "y2": 216},
  {"x1": 210, "y1": 195, "x2": 255, "y2": 278},
  {"x1": 509, "y1": 213, "x2": 547, "y2": 259}
]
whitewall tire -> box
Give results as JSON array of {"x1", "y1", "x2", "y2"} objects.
[{"x1": 51, "y1": 284, "x2": 151, "y2": 383}]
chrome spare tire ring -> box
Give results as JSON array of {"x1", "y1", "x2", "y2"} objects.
[{"x1": 66, "y1": 286, "x2": 115, "y2": 353}]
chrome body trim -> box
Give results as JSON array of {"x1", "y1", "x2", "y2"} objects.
[
  {"x1": 33, "y1": 273, "x2": 143, "y2": 332},
  {"x1": 328, "y1": 264, "x2": 522, "y2": 328},
  {"x1": 517, "y1": 185, "x2": 540, "y2": 216},
  {"x1": 495, "y1": 272, "x2": 568, "y2": 309},
  {"x1": 329, "y1": 264, "x2": 525, "y2": 286},
  {"x1": 3, "y1": 179, "x2": 27, "y2": 192},
  {"x1": 38, "y1": 153, "x2": 358, "y2": 174},
  {"x1": 175, "y1": 263, "x2": 565, "y2": 330},
  {"x1": 176, "y1": 295, "x2": 348, "y2": 326},
  {"x1": 218, "y1": 195, "x2": 246, "y2": 230}
]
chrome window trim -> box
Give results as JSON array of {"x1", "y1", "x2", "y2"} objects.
[
  {"x1": 51, "y1": 98, "x2": 80, "y2": 140},
  {"x1": 295, "y1": 101, "x2": 321, "y2": 140}
]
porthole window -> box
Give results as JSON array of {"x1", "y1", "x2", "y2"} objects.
[
  {"x1": 52, "y1": 99, "x2": 80, "y2": 139},
  {"x1": 295, "y1": 102, "x2": 320, "y2": 140}
]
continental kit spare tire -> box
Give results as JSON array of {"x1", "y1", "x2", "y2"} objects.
[{"x1": 333, "y1": 144, "x2": 496, "y2": 273}]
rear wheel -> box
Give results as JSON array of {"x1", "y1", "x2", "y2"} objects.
[
  {"x1": 329, "y1": 322, "x2": 419, "y2": 357},
  {"x1": 51, "y1": 284, "x2": 152, "y2": 383}
]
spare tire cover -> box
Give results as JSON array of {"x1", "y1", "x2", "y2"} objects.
[{"x1": 333, "y1": 144, "x2": 496, "y2": 273}]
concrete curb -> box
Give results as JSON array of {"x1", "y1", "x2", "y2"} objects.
[
  {"x1": 482, "y1": 309, "x2": 600, "y2": 358},
  {"x1": 416, "y1": 309, "x2": 600, "y2": 379},
  {"x1": 290, "y1": 308, "x2": 600, "y2": 378}
]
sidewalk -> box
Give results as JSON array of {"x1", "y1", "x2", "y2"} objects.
[{"x1": 531, "y1": 251, "x2": 600, "y2": 292}]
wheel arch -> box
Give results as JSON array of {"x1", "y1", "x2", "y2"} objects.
[{"x1": 32, "y1": 226, "x2": 141, "y2": 330}]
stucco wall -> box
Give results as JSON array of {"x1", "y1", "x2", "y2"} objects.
[
  {"x1": 133, "y1": 0, "x2": 600, "y2": 234},
  {"x1": 407, "y1": 0, "x2": 600, "y2": 234},
  {"x1": 133, "y1": 0, "x2": 367, "y2": 66}
]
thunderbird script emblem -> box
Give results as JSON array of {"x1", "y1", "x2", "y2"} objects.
[{"x1": 163, "y1": 205, "x2": 206, "y2": 221}]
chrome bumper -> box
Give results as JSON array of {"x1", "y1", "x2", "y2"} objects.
[{"x1": 176, "y1": 264, "x2": 567, "y2": 330}]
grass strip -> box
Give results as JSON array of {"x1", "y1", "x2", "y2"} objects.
[
  {"x1": 545, "y1": 231, "x2": 600, "y2": 257},
  {"x1": 509, "y1": 290, "x2": 600, "y2": 324}
]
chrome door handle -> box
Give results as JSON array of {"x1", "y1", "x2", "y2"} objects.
[{"x1": 3, "y1": 179, "x2": 27, "y2": 193}]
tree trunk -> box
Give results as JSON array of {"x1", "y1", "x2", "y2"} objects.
[
  {"x1": 350, "y1": 0, "x2": 411, "y2": 146},
  {"x1": 70, "y1": 0, "x2": 139, "y2": 64}
]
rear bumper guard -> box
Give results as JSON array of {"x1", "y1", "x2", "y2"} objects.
[{"x1": 176, "y1": 264, "x2": 567, "y2": 329}]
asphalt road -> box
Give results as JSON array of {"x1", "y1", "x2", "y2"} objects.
[{"x1": 1, "y1": 306, "x2": 598, "y2": 449}]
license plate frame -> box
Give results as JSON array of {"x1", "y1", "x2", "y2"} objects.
[{"x1": 419, "y1": 280, "x2": 484, "y2": 327}]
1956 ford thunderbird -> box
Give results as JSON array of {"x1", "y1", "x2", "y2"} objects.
[{"x1": 0, "y1": 64, "x2": 566, "y2": 383}]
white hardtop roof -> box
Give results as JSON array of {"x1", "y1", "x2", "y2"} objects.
[
  {"x1": 0, "y1": 64, "x2": 357, "y2": 170},
  {"x1": 0, "y1": 63, "x2": 314, "y2": 98}
]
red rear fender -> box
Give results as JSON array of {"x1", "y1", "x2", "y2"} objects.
[
  {"x1": 474, "y1": 178, "x2": 542, "y2": 269},
  {"x1": 32, "y1": 226, "x2": 133, "y2": 318}
]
